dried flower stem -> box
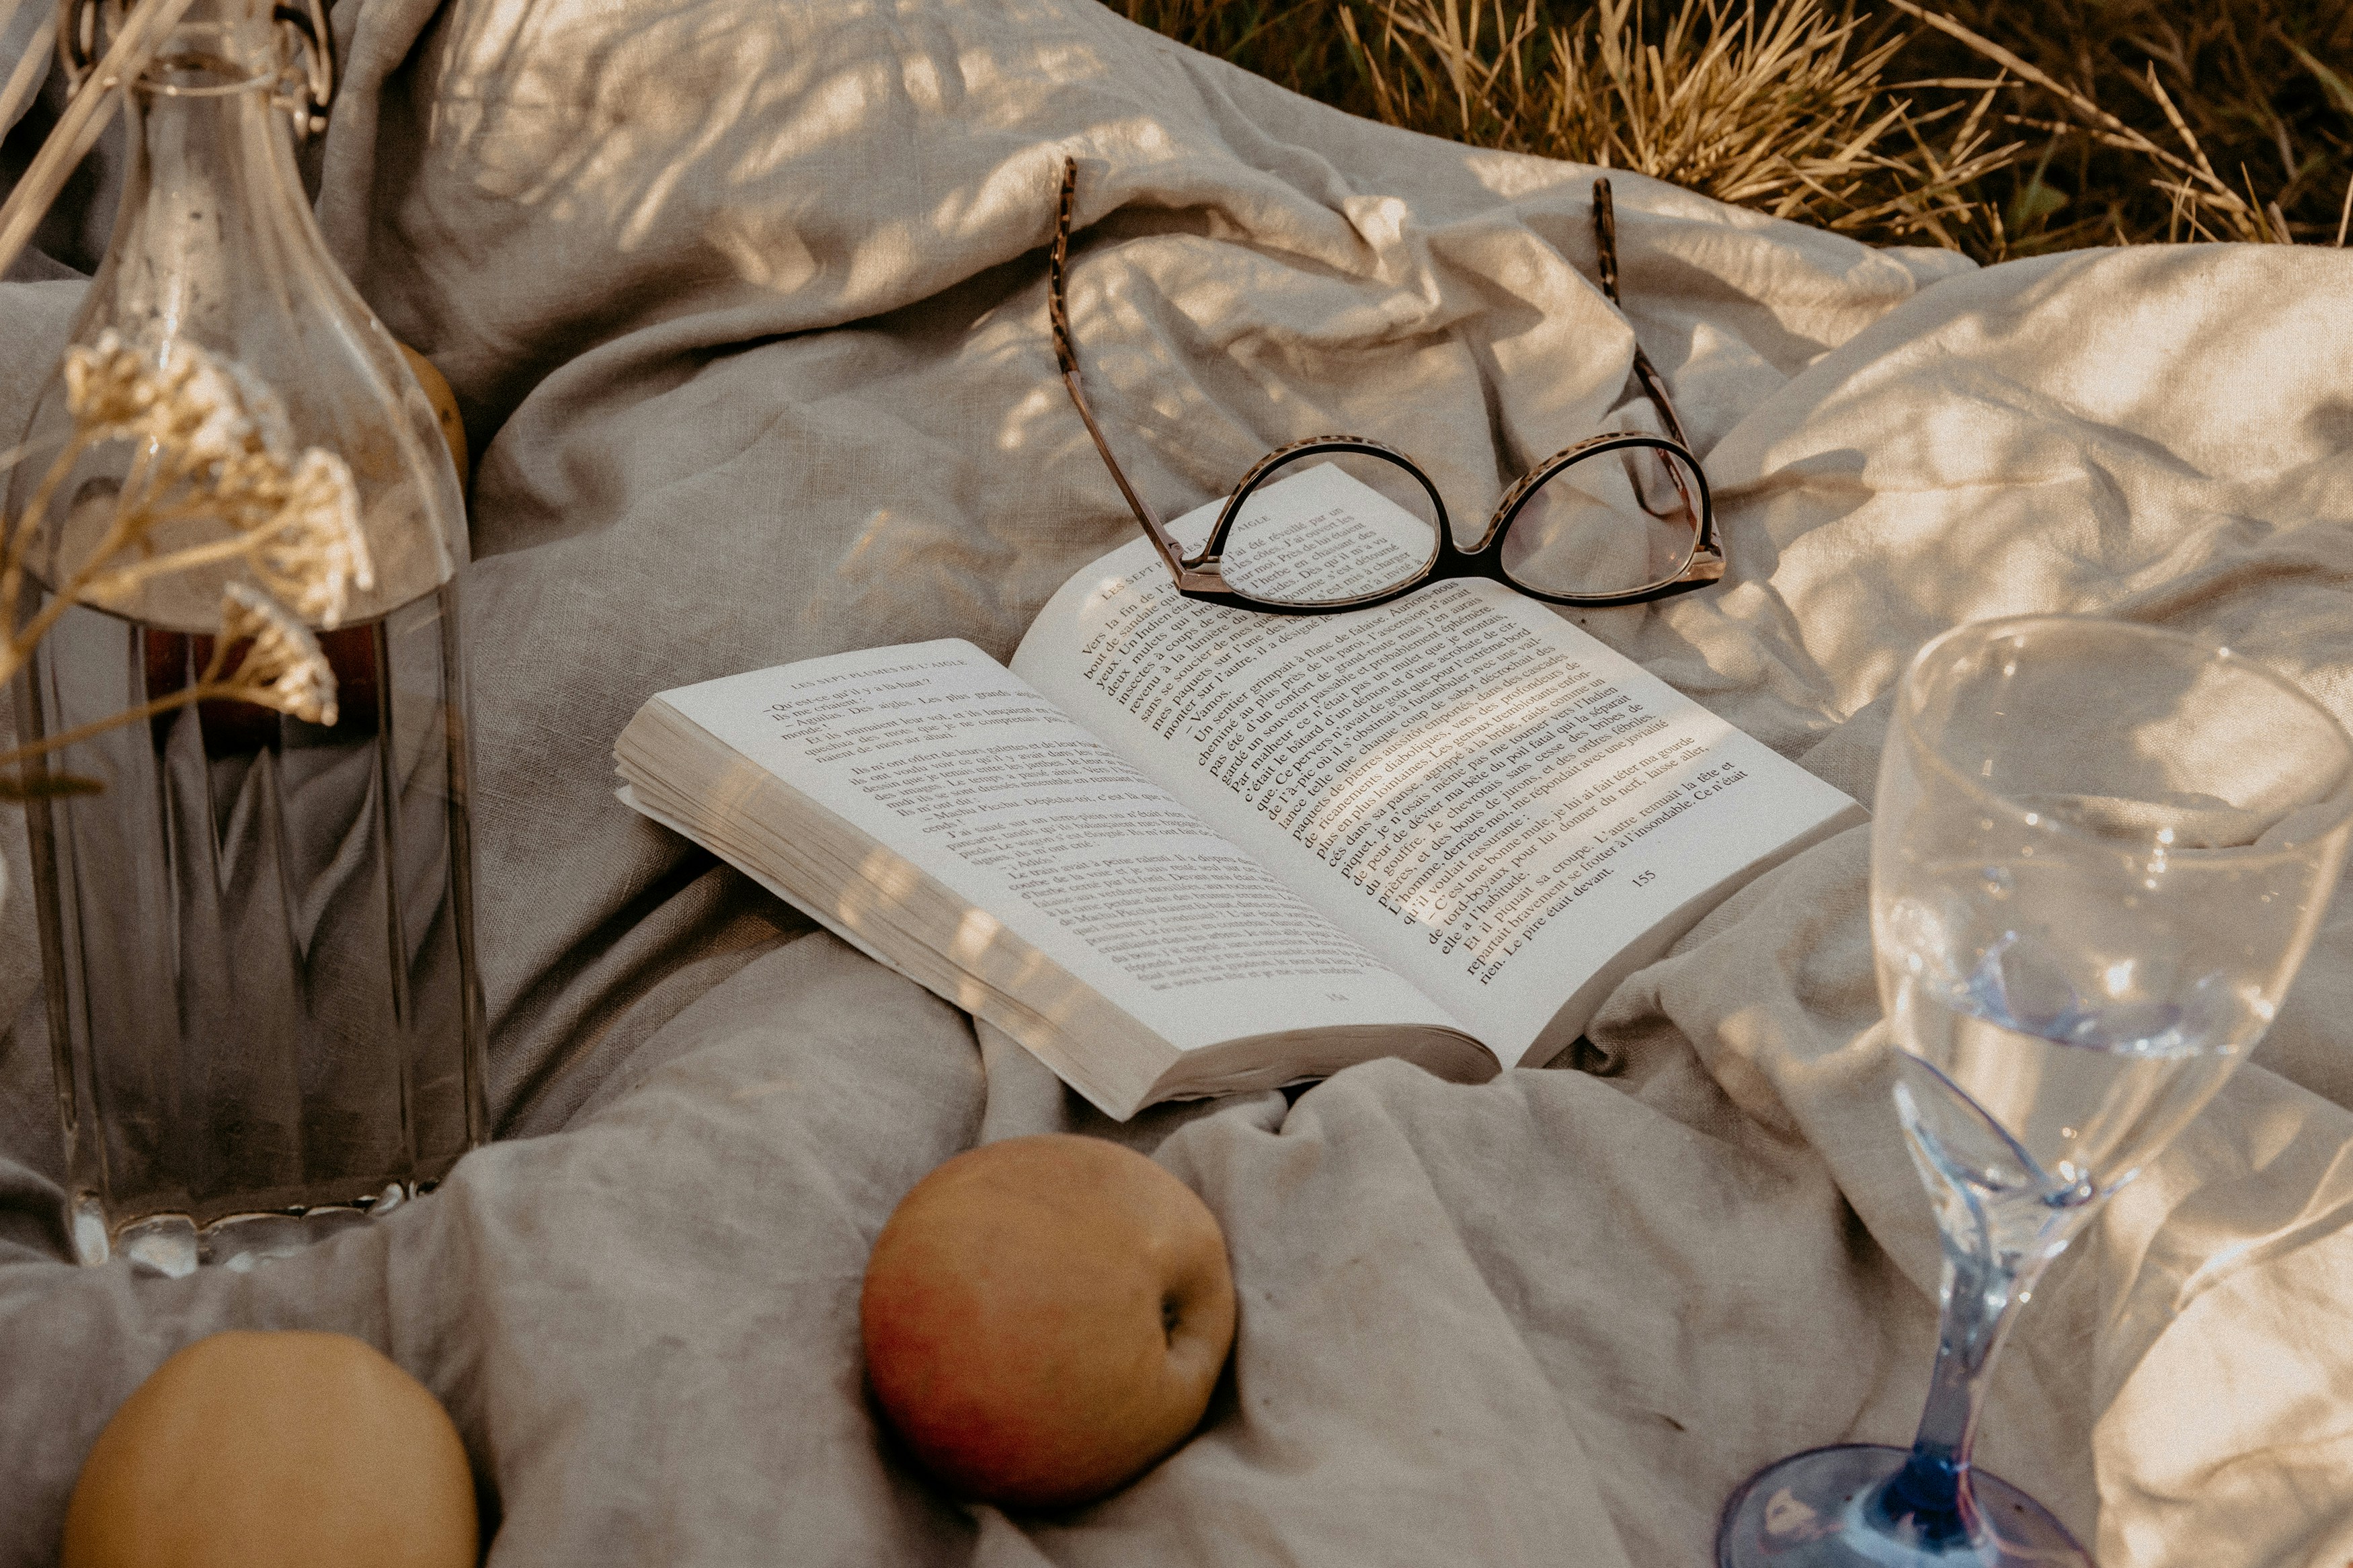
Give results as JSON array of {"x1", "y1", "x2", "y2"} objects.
[
  {"x1": 0, "y1": 333, "x2": 359, "y2": 791},
  {"x1": 88, "y1": 527, "x2": 270, "y2": 585},
  {"x1": 0, "y1": 0, "x2": 203, "y2": 279},
  {"x1": 0, "y1": 18, "x2": 52, "y2": 151},
  {"x1": 0, "y1": 682, "x2": 255, "y2": 773},
  {"x1": 0, "y1": 432, "x2": 104, "y2": 673}
]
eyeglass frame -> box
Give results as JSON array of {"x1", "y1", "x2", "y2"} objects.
[{"x1": 1048, "y1": 157, "x2": 1724, "y2": 616}]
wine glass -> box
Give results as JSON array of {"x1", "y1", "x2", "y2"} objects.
[{"x1": 1718, "y1": 615, "x2": 2353, "y2": 1567}]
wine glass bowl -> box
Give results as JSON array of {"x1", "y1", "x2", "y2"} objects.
[
  {"x1": 1719, "y1": 616, "x2": 2353, "y2": 1568},
  {"x1": 1878, "y1": 620, "x2": 2352, "y2": 1220}
]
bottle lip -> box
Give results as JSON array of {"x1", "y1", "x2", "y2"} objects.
[
  {"x1": 133, "y1": 50, "x2": 278, "y2": 97},
  {"x1": 62, "y1": 0, "x2": 331, "y2": 130}
]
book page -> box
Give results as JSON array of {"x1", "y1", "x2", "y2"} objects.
[
  {"x1": 654, "y1": 642, "x2": 1464, "y2": 1054},
  {"x1": 1014, "y1": 465, "x2": 1860, "y2": 1062}
]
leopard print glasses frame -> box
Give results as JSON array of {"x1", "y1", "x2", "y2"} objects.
[{"x1": 1048, "y1": 157, "x2": 1723, "y2": 616}]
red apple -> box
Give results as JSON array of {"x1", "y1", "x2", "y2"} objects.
[{"x1": 860, "y1": 1133, "x2": 1236, "y2": 1509}]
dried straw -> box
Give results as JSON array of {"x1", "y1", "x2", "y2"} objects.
[{"x1": 1108, "y1": 0, "x2": 2350, "y2": 257}]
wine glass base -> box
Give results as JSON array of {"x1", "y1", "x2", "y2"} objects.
[{"x1": 1716, "y1": 1443, "x2": 2089, "y2": 1567}]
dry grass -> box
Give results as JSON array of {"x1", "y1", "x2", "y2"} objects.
[
  {"x1": 1890, "y1": 0, "x2": 2353, "y2": 249},
  {"x1": 1106, "y1": 0, "x2": 2353, "y2": 259},
  {"x1": 1346, "y1": 0, "x2": 2021, "y2": 249}
]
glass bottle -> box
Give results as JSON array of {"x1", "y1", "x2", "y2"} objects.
[{"x1": 7, "y1": 0, "x2": 485, "y2": 1275}]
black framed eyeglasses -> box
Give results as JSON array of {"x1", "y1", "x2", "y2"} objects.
[{"x1": 1049, "y1": 157, "x2": 1723, "y2": 615}]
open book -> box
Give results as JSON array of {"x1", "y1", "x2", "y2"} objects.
[{"x1": 616, "y1": 464, "x2": 1863, "y2": 1118}]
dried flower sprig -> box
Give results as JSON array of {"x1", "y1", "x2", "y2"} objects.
[
  {"x1": 214, "y1": 582, "x2": 340, "y2": 725},
  {"x1": 0, "y1": 331, "x2": 360, "y2": 798}
]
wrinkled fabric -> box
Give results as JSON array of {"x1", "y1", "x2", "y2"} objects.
[{"x1": 1, "y1": 0, "x2": 2349, "y2": 1563}]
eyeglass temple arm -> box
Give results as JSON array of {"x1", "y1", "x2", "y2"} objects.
[
  {"x1": 1589, "y1": 177, "x2": 1693, "y2": 454},
  {"x1": 1055, "y1": 161, "x2": 1707, "y2": 574},
  {"x1": 1051, "y1": 158, "x2": 1205, "y2": 587}
]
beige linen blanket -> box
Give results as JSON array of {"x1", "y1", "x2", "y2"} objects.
[{"x1": 2, "y1": 0, "x2": 2350, "y2": 1562}]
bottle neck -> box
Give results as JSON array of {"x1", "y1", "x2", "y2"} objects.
[
  {"x1": 27, "y1": 0, "x2": 464, "y2": 631},
  {"x1": 104, "y1": 33, "x2": 317, "y2": 346},
  {"x1": 127, "y1": 0, "x2": 303, "y2": 185}
]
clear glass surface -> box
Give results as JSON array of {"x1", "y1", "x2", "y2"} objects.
[
  {"x1": 25, "y1": 591, "x2": 483, "y2": 1277},
  {"x1": 1219, "y1": 449, "x2": 1441, "y2": 606},
  {"x1": 1718, "y1": 614, "x2": 2353, "y2": 1568},
  {"x1": 7, "y1": 0, "x2": 483, "y2": 1274},
  {"x1": 1213, "y1": 438, "x2": 1704, "y2": 606},
  {"x1": 1497, "y1": 442, "x2": 1701, "y2": 597}
]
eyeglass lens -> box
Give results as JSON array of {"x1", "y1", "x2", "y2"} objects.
[
  {"x1": 1497, "y1": 443, "x2": 1705, "y2": 599},
  {"x1": 1211, "y1": 441, "x2": 1703, "y2": 608},
  {"x1": 1217, "y1": 449, "x2": 1443, "y2": 608}
]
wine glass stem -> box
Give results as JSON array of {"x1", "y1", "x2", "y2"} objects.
[{"x1": 1873, "y1": 1215, "x2": 2039, "y2": 1541}]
